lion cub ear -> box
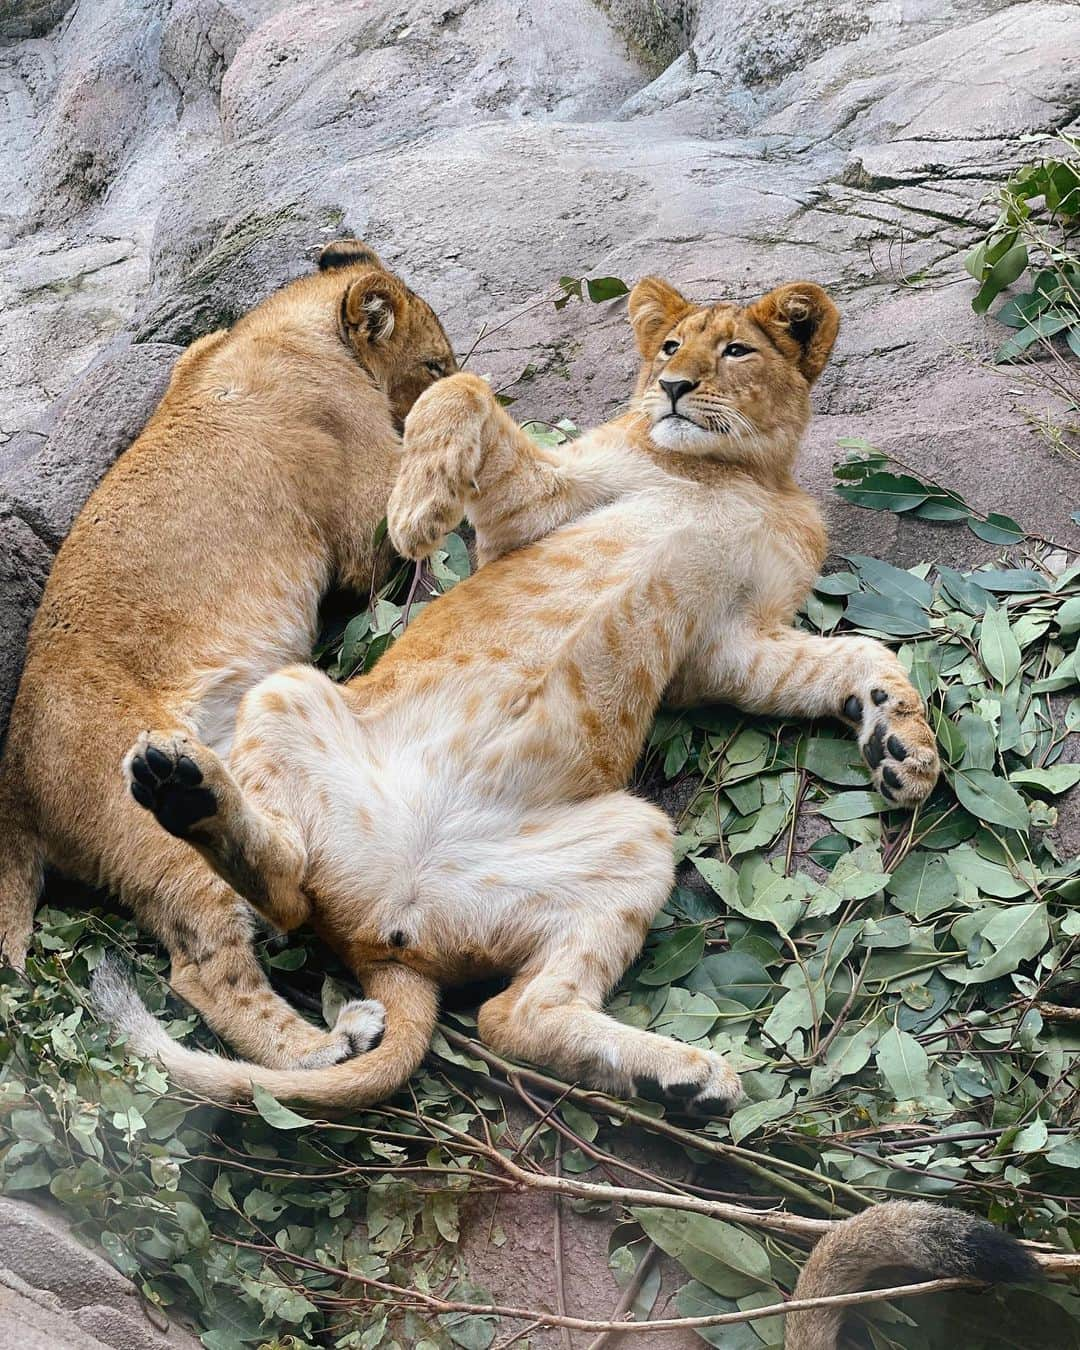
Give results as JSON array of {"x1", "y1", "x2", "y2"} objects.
[
  {"x1": 340, "y1": 274, "x2": 405, "y2": 346},
  {"x1": 318, "y1": 238, "x2": 384, "y2": 272},
  {"x1": 628, "y1": 277, "x2": 697, "y2": 359},
  {"x1": 748, "y1": 283, "x2": 839, "y2": 385}
]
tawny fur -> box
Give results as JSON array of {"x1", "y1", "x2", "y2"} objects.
[
  {"x1": 101, "y1": 274, "x2": 941, "y2": 1111},
  {"x1": 0, "y1": 240, "x2": 455, "y2": 1074},
  {"x1": 786, "y1": 1199, "x2": 1037, "y2": 1348}
]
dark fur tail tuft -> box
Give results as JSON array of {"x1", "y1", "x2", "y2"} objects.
[
  {"x1": 921, "y1": 1206, "x2": 1040, "y2": 1284},
  {"x1": 787, "y1": 1201, "x2": 1038, "y2": 1349}
]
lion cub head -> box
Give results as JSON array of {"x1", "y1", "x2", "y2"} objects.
[
  {"x1": 319, "y1": 240, "x2": 458, "y2": 427},
  {"x1": 628, "y1": 276, "x2": 839, "y2": 473}
]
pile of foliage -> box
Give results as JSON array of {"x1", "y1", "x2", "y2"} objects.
[
  {"x1": 966, "y1": 131, "x2": 1080, "y2": 363},
  {"x1": 1, "y1": 442, "x2": 1078, "y2": 1349}
]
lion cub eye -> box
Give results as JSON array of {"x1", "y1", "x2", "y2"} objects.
[
  {"x1": 660, "y1": 339, "x2": 681, "y2": 357},
  {"x1": 722, "y1": 342, "x2": 754, "y2": 358}
]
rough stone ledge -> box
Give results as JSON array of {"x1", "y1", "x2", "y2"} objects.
[{"x1": 0, "y1": 1198, "x2": 201, "y2": 1350}]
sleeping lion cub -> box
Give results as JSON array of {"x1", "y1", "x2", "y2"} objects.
[
  {"x1": 0, "y1": 241, "x2": 454, "y2": 1070},
  {"x1": 96, "y1": 273, "x2": 940, "y2": 1110}
]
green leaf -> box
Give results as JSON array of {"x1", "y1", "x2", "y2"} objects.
[
  {"x1": 251, "y1": 1084, "x2": 318, "y2": 1130},
  {"x1": 585, "y1": 275, "x2": 629, "y2": 302},
  {"x1": 950, "y1": 768, "x2": 1030, "y2": 831},
  {"x1": 887, "y1": 851, "x2": 959, "y2": 919},
  {"x1": 876, "y1": 1024, "x2": 930, "y2": 1101},
  {"x1": 846, "y1": 554, "x2": 934, "y2": 607},
  {"x1": 799, "y1": 736, "x2": 870, "y2": 786},
  {"x1": 1010, "y1": 764, "x2": 1080, "y2": 794},
  {"x1": 637, "y1": 926, "x2": 706, "y2": 986},
  {"x1": 651, "y1": 987, "x2": 720, "y2": 1041},
  {"x1": 972, "y1": 242, "x2": 1029, "y2": 314},
  {"x1": 844, "y1": 591, "x2": 930, "y2": 637},
  {"x1": 944, "y1": 902, "x2": 1049, "y2": 985},
  {"x1": 631, "y1": 1208, "x2": 773, "y2": 1298},
  {"x1": 979, "y1": 602, "x2": 1022, "y2": 686},
  {"x1": 969, "y1": 513, "x2": 1027, "y2": 545},
  {"x1": 834, "y1": 472, "x2": 929, "y2": 512},
  {"x1": 683, "y1": 951, "x2": 773, "y2": 1010},
  {"x1": 728, "y1": 1092, "x2": 796, "y2": 1145}
]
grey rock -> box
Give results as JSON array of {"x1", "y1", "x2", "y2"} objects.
[
  {"x1": 0, "y1": 1199, "x2": 201, "y2": 1350},
  {"x1": 0, "y1": 0, "x2": 75, "y2": 45},
  {"x1": 4, "y1": 337, "x2": 180, "y2": 549},
  {"x1": 0, "y1": 513, "x2": 52, "y2": 742}
]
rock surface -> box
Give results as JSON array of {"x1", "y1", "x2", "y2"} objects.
[
  {"x1": 1, "y1": 0, "x2": 1079, "y2": 1342},
  {"x1": 0, "y1": 1198, "x2": 201, "y2": 1350}
]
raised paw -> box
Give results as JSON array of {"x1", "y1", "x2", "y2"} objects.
[
  {"x1": 293, "y1": 1000, "x2": 387, "y2": 1069},
  {"x1": 388, "y1": 373, "x2": 493, "y2": 560},
  {"x1": 634, "y1": 1047, "x2": 743, "y2": 1116},
  {"x1": 841, "y1": 681, "x2": 940, "y2": 808},
  {"x1": 125, "y1": 732, "x2": 218, "y2": 838}
]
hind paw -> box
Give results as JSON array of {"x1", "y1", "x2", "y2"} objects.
[
  {"x1": 633, "y1": 1047, "x2": 743, "y2": 1116},
  {"x1": 841, "y1": 680, "x2": 940, "y2": 808},
  {"x1": 293, "y1": 1000, "x2": 386, "y2": 1069},
  {"x1": 125, "y1": 732, "x2": 218, "y2": 838}
]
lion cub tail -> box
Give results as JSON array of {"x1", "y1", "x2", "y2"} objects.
[
  {"x1": 91, "y1": 959, "x2": 438, "y2": 1112},
  {"x1": 786, "y1": 1200, "x2": 1038, "y2": 1349}
]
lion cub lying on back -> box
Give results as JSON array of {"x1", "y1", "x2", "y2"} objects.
[{"x1": 98, "y1": 272, "x2": 940, "y2": 1111}]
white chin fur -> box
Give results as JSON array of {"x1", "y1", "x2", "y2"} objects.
[{"x1": 648, "y1": 416, "x2": 724, "y2": 455}]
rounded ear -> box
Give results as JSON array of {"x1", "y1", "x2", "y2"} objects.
[
  {"x1": 628, "y1": 276, "x2": 697, "y2": 359},
  {"x1": 748, "y1": 282, "x2": 839, "y2": 385},
  {"x1": 340, "y1": 273, "x2": 405, "y2": 345},
  {"x1": 318, "y1": 238, "x2": 383, "y2": 272}
]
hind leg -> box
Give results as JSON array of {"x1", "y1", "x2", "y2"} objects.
[
  {"x1": 134, "y1": 859, "x2": 383, "y2": 1070},
  {"x1": 476, "y1": 793, "x2": 741, "y2": 1111},
  {"x1": 124, "y1": 728, "x2": 311, "y2": 932}
]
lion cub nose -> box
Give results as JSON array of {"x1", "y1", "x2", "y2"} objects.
[{"x1": 658, "y1": 377, "x2": 698, "y2": 410}]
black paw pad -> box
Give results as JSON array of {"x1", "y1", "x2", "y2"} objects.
[
  {"x1": 129, "y1": 746, "x2": 217, "y2": 838},
  {"x1": 687, "y1": 1090, "x2": 737, "y2": 1117},
  {"x1": 863, "y1": 724, "x2": 886, "y2": 770},
  {"x1": 880, "y1": 782, "x2": 897, "y2": 802},
  {"x1": 886, "y1": 735, "x2": 908, "y2": 761},
  {"x1": 882, "y1": 765, "x2": 902, "y2": 790},
  {"x1": 843, "y1": 695, "x2": 862, "y2": 722},
  {"x1": 871, "y1": 688, "x2": 888, "y2": 705},
  {"x1": 635, "y1": 1074, "x2": 701, "y2": 1103}
]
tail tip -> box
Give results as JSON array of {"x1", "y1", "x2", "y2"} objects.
[{"x1": 923, "y1": 1206, "x2": 1040, "y2": 1285}]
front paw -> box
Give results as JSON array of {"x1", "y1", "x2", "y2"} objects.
[
  {"x1": 841, "y1": 681, "x2": 940, "y2": 807},
  {"x1": 388, "y1": 374, "x2": 493, "y2": 559}
]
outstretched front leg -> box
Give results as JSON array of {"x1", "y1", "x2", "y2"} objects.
[
  {"x1": 388, "y1": 372, "x2": 659, "y2": 564},
  {"x1": 683, "y1": 628, "x2": 940, "y2": 806}
]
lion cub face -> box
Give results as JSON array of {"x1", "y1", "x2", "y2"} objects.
[
  {"x1": 629, "y1": 276, "x2": 839, "y2": 469},
  {"x1": 321, "y1": 241, "x2": 458, "y2": 427}
]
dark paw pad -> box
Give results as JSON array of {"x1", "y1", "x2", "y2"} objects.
[
  {"x1": 129, "y1": 744, "x2": 217, "y2": 838},
  {"x1": 843, "y1": 695, "x2": 862, "y2": 722},
  {"x1": 687, "y1": 1089, "x2": 738, "y2": 1117},
  {"x1": 871, "y1": 688, "x2": 888, "y2": 705},
  {"x1": 863, "y1": 723, "x2": 886, "y2": 770},
  {"x1": 635, "y1": 1074, "x2": 701, "y2": 1103},
  {"x1": 886, "y1": 735, "x2": 908, "y2": 761}
]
